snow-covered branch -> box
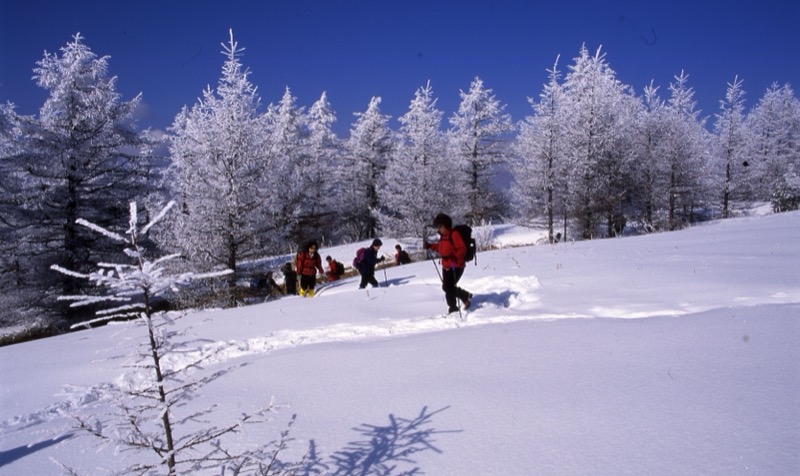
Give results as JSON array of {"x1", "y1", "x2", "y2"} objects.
[{"x1": 76, "y1": 218, "x2": 126, "y2": 242}]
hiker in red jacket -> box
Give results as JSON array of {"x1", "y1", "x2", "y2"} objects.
[
  {"x1": 295, "y1": 241, "x2": 324, "y2": 297},
  {"x1": 325, "y1": 255, "x2": 345, "y2": 281},
  {"x1": 424, "y1": 213, "x2": 472, "y2": 314}
]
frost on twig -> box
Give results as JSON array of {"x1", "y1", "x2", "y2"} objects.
[{"x1": 52, "y1": 200, "x2": 300, "y2": 475}]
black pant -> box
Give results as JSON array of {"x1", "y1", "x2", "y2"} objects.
[
  {"x1": 358, "y1": 269, "x2": 379, "y2": 289},
  {"x1": 299, "y1": 274, "x2": 316, "y2": 292},
  {"x1": 284, "y1": 273, "x2": 297, "y2": 295},
  {"x1": 442, "y1": 266, "x2": 470, "y2": 310}
]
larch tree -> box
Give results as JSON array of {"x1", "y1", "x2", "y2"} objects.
[
  {"x1": 169, "y1": 30, "x2": 268, "y2": 303},
  {"x1": 632, "y1": 81, "x2": 670, "y2": 231},
  {"x1": 7, "y1": 33, "x2": 153, "y2": 326},
  {"x1": 560, "y1": 45, "x2": 639, "y2": 238},
  {"x1": 663, "y1": 71, "x2": 711, "y2": 229},
  {"x1": 380, "y1": 81, "x2": 449, "y2": 240},
  {"x1": 0, "y1": 102, "x2": 37, "y2": 328},
  {"x1": 745, "y1": 83, "x2": 800, "y2": 207},
  {"x1": 713, "y1": 76, "x2": 749, "y2": 218},
  {"x1": 449, "y1": 76, "x2": 514, "y2": 224},
  {"x1": 341, "y1": 96, "x2": 393, "y2": 240},
  {"x1": 513, "y1": 56, "x2": 568, "y2": 242},
  {"x1": 296, "y1": 91, "x2": 339, "y2": 241},
  {"x1": 262, "y1": 86, "x2": 306, "y2": 250}
]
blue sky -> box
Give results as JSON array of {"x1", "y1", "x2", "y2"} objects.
[{"x1": 1, "y1": 0, "x2": 798, "y2": 135}]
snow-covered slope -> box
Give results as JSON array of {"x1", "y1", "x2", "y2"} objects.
[{"x1": 1, "y1": 213, "x2": 799, "y2": 475}]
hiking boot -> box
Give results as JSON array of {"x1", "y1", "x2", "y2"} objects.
[
  {"x1": 447, "y1": 306, "x2": 459, "y2": 314},
  {"x1": 462, "y1": 293, "x2": 473, "y2": 310}
]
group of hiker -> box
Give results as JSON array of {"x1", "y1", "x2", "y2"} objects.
[{"x1": 264, "y1": 213, "x2": 472, "y2": 315}]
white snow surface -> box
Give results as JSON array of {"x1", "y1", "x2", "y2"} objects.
[{"x1": 1, "y1": 213, "x2": 799, "y2": 475}]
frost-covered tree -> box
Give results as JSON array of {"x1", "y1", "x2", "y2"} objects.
[
  {"x1": 0, "y1": 102, "x2": 14, "y2": 146},
  {"x1": 0, "y1": 103, "x2": 22, "y2": 246},
  {"x1": 746, "y1": 83, "x2": 800, "y2": 203},
  {"x1": 7, "y1": 33, "x2": 153, "y2": 326},
  {"x1": 263, "y1": 86, "x2": 306, "y2": 248},
  {"x1": 513, "y1": 57, "x2": 568, "y2": 241},
  {"x1": 169, "y1": 31, "x2": 268, "y2": 301},
  {"x1": 594, "y1": 68, "x2": 713, "y2": 235},
  {"x1": 662, "y1": 71, "x2": 711, "y2": 228},
  {"x1": 630, "y1": 81, "x2": 669, "y2": 230},
  {"x1": 0, "y1": 103, "x2": 37, "y2": 327},
  {"x1": 713, "y1": 76, "x2": 749, "y2": 218},
  {"x1": 561, "y1": 45, "x2": 639, "y2": 238},
  {"x1": 449, "y1": 77, "x2": 514, "y2": 223},
  {"x1": 295, "y1": 91, "x2": 340, "y2": 241},
  {"x1": 770, "y1": 171, "x2": 800, "y2": 212},
  {"x1": 628, "y1": 75, "x2": 709, "y2": 232},
  {"x1": 341, "y1": 96, "x2": 393, "y2": 240},
  {"x1": 50, "y1": 201, "x2": 300, "y2": 475},
  {"x1": 380, "y1": 81, "x2": 450, "y2": 239}
]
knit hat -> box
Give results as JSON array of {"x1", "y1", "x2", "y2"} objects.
[{"x1": 372, "y1": 238, "x2": 383, "y2": 247}]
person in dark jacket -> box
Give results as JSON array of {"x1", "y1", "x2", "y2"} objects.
[
  {"x1": 357, "y1": 239, "x2": 385, "y2": 289},
  {"x1": 295, "y1": 241, "x2": 324, "y2": 297},
  {"x1": 424, "y1": 213, "x2": 472, "y2": 314},
  {"x1": 395, "y1": 244, "x2": 412, "y2": 265},
  {"x1": 281, "y1": 262, "x2": 297, "y2": 295},
  {"x1": 253, "y1": 271, "x2": 281, "y2": 296}
]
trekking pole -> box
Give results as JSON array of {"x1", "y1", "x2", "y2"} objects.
[
  {"x1": 452, "y1": 266, "x2": 463, "y2": 321},
  {"x1": 423, "y1": 225, "x2": 443, "y2": 283},
  {"x1": 429, "y1": 251, "x2": 443, "y2": 283}
]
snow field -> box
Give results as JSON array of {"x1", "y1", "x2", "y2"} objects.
[{"x1": 1, "y1": 212, "x2": 799, "y2": 474}]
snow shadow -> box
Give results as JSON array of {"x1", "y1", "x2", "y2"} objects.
[
  {"x1": 383, "y1": 275, "x2": 414, "y2": 287},
  {"x1": 472, "y1": 290, "x2": 517, "y2": 310},
  {"x1": 0, "y1": 433, "x2": 73, "y2": 468},
  {"x1": 300, "y1": 406, "x2": 460, "y2": 475},
  {"x1": 317, "y1": 279, "x2": 352, "y2": 293},
  {"x1": 316, "y1": 275, "x2": 414, "y2": 295}
]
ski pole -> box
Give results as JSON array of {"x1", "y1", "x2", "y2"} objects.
[
  {"x1": 452, "y1": 266, "x2": 463, "y2": 321},
  {"x1": 430, "y1": 254, "x2": 443, "y2": 282},
  {"x1": 383, "y1": 265, "x2": 388, "y2": 286},
  {"x1": 424, "y1": 227, "x2": 443, "y2": 283}
]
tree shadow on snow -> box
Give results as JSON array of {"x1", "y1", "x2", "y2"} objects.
[
  {"x1": 0, "y1": 433, "x2": 74, "y2": 468},
  {"x1": 297, "y1": 405, "x2": 460, "y2": 476}
]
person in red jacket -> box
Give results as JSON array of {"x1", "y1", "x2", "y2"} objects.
[
  {"x1": 295, "y1": 241, "x2": 324, "y2": 297},
  {"x1": 424, "y1": 213, "x2": 472, "y2": 314},
  {"x1": 325, "y1": 255, "x2": 345, "y2": 281}
]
